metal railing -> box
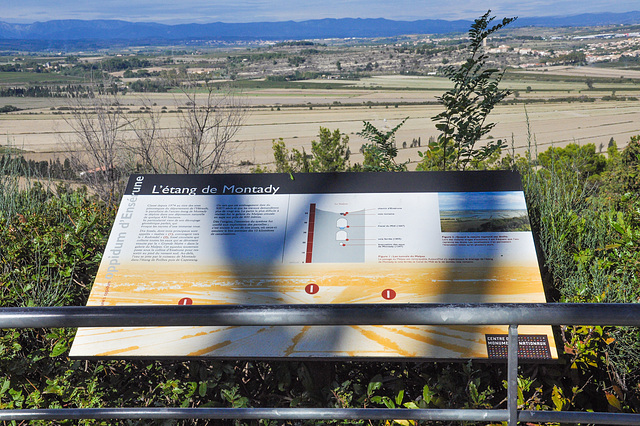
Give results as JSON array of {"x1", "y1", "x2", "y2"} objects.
[{"x1": 1, "y1": 303, "x2": 640, "y2": 425}]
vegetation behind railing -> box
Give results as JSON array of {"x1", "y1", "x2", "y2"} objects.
[{"x1": 1, "y1": 136, "x2": 640, "y2": 423}]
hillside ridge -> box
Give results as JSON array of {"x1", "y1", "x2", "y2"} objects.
[{"x1": 1, "y1": 12, "x2": 639, "y2": 41}]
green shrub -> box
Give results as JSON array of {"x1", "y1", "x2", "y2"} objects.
[{"x1": 518, "y1": 135, "x2": 640, "y2": 411}]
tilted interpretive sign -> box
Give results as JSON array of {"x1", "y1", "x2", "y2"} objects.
[{"x1": 71, "y1": 171, "x2": 557, "y2": 359}]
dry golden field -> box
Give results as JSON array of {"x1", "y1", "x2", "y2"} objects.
[{"x1": 2, "y1": 70, "x2": 640, "y2": 171}]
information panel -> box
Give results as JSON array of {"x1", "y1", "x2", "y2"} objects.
[{"x1": 71, "y1": 171, "x2": 557, "y2": 360}]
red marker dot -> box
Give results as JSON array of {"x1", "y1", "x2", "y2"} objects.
[
  {"x1": 346, "y1": 238, "x2": 349, "y2": 241},
  {"x1": 179, "y1": 297, "x2": 193, "y2": 305},
  {"x1": 382, "y1": 289, "x2": 397, "y2": 300},
  {"x1": 341, "y1": 243, "x2": 346, "y2": 246},
  {"x1": 305, "y1": 283, "x2": 319, "y2": 294}
]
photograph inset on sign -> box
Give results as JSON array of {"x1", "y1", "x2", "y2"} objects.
[
  {"x1": 308, "y1": 205, "x2": 365, "y2": 263},
  {"x1": 439, "y1": 192, "x2": 531, "y2": 233}
]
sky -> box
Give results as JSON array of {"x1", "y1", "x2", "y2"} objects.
[
  {"x1": 2, "y1": 0, "x2": 639, "y2": 24},
  {"x1": 438, "y1": 192, "x2": 527, "y2": 212}
]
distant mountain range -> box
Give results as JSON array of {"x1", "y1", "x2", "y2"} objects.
[{"x1": 1, "y1": 12, "x2": 639, "y2": 42}]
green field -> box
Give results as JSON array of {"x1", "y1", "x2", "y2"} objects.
[{"x1": 0, "y1": 71, "x2": 84, "y2": 85}]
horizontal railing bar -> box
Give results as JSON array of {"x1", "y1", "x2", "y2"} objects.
[
  {"x1": 520, "y1": 410, "x2": 640, "y2": 425},
  {"x1": 4, "y1": 408, "x2": 640, "y2": 423},
  {"x1": 1, "y1": 303, "x2": 640, "y2": 329},
  {"x1": 0, "y1": 408, "x2": 508, "y2": 422},
  {"x1": 3, "y1": 304, "x2": 640, "y2": 424}
]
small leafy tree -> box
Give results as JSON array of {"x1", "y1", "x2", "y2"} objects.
[
  {"x1": 309, "y1": 127, "x2": 351, "y2": 172},
  {"x1": 537, "y1": 143, "x2": 607, "y2": 181},
  {"x1": 358, "y1": 118, "x2": 408, "y2": 172},
  {"x1": 423, "y1": 10, "x2": 516, "y2": 171},
  {"x1": 271, "y1": 138, "x2": 310, "y2": 173},
  {"x1": 270, "y1": 127, "x2": 350, "y2": 173},
  {"x1": 264, "y1": 120, "x2": 408, "y2": 173}
]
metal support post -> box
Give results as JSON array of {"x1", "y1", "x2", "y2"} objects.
[{"x1": 508, "y1": 324, "x2": 519, "y2": 426}]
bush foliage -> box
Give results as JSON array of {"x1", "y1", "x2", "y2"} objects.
[{"x1": 3, "y1": 133, "x2": 640, "y2": 423}]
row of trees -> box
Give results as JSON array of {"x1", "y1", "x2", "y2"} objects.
[
  {"x1": 0, "y1": 85, "x2": 98, "y2": 98},
  {"x1": 0, "y1": 156, "x2": 75, "y2": 181}
]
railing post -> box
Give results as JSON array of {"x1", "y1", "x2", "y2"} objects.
[{"x1": 508, "y1": 324, "x2": 519, "y2": 426}]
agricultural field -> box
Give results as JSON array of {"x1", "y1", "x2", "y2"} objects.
[
  {"x1": 2, "y1": 69, "x2": 640, "y2": 171},
  {"x1": 0, "y1": 71, "x2": 83, "y2": 84},
  {"x1": 2, "y1": 21, "x2": 640, "y2": 171}
]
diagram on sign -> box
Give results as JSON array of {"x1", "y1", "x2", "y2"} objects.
[{"x1": 305, "y1": 203, "x2": 368, "y2": 263}]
